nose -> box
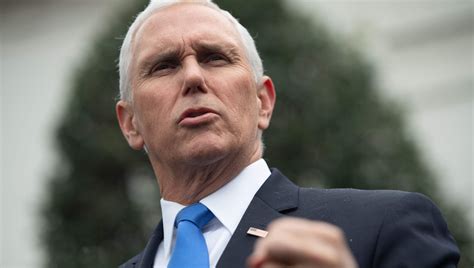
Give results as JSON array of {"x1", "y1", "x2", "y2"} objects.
[{"x1": 181, "y1": 57, "x2": 207, "y2": 96}]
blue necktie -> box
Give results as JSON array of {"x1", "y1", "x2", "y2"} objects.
[{"x1": 168, "y1": 203, "x2": 214, "y2": 268}]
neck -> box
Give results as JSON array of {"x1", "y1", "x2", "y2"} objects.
[{"x1": 152, "y1": 145, "x2": 262, "y2": 205}]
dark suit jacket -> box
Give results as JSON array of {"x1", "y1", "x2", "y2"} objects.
[{"x1": 119, "y1": 169, "x2": 460, "y2": 268}]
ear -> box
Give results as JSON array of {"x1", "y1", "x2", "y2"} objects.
[
  {"x1": 257, "y1": 76, "x2": 276, "y2": 130},
  {"x1": 116, "y1": 100, "x2": 145, "y2": 150}
]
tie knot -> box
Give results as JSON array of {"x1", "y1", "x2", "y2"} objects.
[{"x1": 175, "y1": 203, "x2": 214, "y2": 229}]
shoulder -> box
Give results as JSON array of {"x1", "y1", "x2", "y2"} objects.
[
  {"x1": 296, "y1": 187, "x2": 459, "y2": 266},
  {"x1": 118, "y1": 252, "x2": 143, "y2": 268},
  {"x1": 297, "y1": 187, "x2": 453, "y2": 232},
  {"x1": 267, "y1": 168, "x2": 438, "y2": 220},
  {"x1": 269, "y1": 168, "x2": 432, "y2": 211},
  {"x1": 301, "y1": 186, "x2": 425, "y2": 202},
  {"x1": 298, "y1": 187, "x2": 433, "y2": 215}
]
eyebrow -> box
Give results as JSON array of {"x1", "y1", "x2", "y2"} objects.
[
  {"x1": 136, "y1": 40, "x2": 242, "y2": 75},
  {"x1": 192, "y1": 41, "x2": 240, "y2": 56}
]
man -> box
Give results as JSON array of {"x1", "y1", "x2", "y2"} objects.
[{"x1": 116, "y1": 0, "x2": 460, "y2": 267}]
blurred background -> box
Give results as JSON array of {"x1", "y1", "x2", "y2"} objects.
[{"x1": 1, "y1": 0, "x2": 472, "y2": 267}]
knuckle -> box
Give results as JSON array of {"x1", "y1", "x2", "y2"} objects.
[
  {"x1": 332, "y1": 227, "x2": 344, "y2": 240},
  {"x1": 322, "y1": 224, "x2": 345, "y2": 244}
]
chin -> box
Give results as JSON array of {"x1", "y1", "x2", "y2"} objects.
[
  {"x1": 188, "y1": 146, "x2": 229, "y2": 166},
  {"x1": 181, "y1": 138, "x2": 233, "y2": 166}
]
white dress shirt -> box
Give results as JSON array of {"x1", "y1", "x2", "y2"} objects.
[{"x1": 153, "y1": 159, "x2": 271, "y2": 268}]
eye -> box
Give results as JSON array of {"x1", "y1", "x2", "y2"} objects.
[
  {"x1": 150, "y1": 61, "x2": 178, "y2": 75},
  {"x1": 203, "y1": 53, "x2": 229, "y2": 65}
]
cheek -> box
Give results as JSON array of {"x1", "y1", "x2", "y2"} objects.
[
  {"x1": 133, "y1": 86, "x2": 174, "y2": 133},
  {"x1": 233, "y1": 77, "x2": 258, "y2": 115},
  {"x1": 216, "y1": 74, "x2": 259, "y2": 126}
]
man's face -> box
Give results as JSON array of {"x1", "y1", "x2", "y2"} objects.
[{"x1": 117, "y1": 4, "x2": 275, "y2": 167}]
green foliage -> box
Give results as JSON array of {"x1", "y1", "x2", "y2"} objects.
[
  {"x1": 42, "y1": 0, "x2": 472, "y2": 267},
  {"x1": 42, "y1": 1, "x2": 155, "y2": 267}
]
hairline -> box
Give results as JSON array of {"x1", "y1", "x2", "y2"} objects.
[{"x1": 118, "y1": 0, "x2": 264, "y2": 102}]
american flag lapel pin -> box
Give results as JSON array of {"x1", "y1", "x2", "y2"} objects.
[{"x1": 247, "y1": 227, "x2": 268, "y2": 238}]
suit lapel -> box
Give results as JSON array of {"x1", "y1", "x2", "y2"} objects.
[
  {"x1": 216, "y1": 169, "x2": 299, "y2": 267},
  {"x1": 138, "y1": 221, "x2": 164, "y2": 268}
]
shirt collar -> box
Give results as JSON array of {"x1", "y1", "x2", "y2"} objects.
[
  {"x1": 200, "y1": 158, "x2": 270, "y2": 234},
  {"x1": 159, "y1": 158, "x2": 271, "y2": 259}
]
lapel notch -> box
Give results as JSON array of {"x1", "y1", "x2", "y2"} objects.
[
  {"x1": 216, "y1": 168, "x2": 299, "y2": 267},
  {"x1": 256, "y1": 168, "x2": 299, "y2": 213}
]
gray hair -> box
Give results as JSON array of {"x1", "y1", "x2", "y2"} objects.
[{"x1": 118, "y1": 0, "x2": 264, "y2": 101}]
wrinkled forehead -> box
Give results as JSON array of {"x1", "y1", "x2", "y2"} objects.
[{"x1": 133, "y1": 3, "x2": 243, "y2": 55}]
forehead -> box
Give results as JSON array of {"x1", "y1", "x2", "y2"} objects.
[{"x1": 134, "y1": 4, "x2": 243, "y2": 55}]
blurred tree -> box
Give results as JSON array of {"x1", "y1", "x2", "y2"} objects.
[{"x1": 42, "y1": 0, "x2": 472, "y2": 267}]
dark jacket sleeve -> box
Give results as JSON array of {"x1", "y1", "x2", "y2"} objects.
[{"x1": 372, "y1": 192, "x2": 460, "y2": 267}]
